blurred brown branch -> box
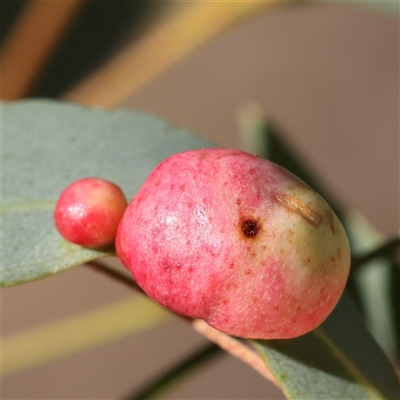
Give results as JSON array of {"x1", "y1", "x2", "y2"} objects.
[
  {"x1": 1, "y1": 0, "x2": 85, "y2": 100},
  {"x1": 63, "y1": 1, "x2": 288, "y2": 108},
  {"x1": 192, "y1": 319, "x2": 278, "y2": 386}
]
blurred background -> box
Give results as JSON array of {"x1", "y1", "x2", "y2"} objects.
[{"x1": 1, "y1": 1, "x2": 399, "y2": 399}]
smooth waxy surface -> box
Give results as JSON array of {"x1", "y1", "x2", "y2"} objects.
[
  {"x1": 116, "y1": 149, "x2": 351, "y2": 339},
  {"x1": 55, "y1": 178, "x2": 127, "y2": 248}
]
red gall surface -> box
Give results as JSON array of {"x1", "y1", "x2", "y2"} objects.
[
  {"x1": 55, "y1": 177, "x2": 127, "y2": 248},
  {"x1": 116, "y1": 149, "x2": 351, "y2": 339}
]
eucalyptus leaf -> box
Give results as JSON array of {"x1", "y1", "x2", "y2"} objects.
[
  {"x1": 2, "y1": 100, "x2": 214, "y2": 286},
  {"x1": 345, "y1": 211, "x2": 398, "y2": 360},
  {"x1": 253, "y1": 292, "x2": 400, "y2": 399}
]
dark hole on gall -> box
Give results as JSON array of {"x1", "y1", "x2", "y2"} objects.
[{"x1": 242, "y1": 219, "x2": 260, "y2": 238}]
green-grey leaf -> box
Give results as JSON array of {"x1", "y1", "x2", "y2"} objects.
[
  {"x1": 2, "y1": 100, "x2": 215, "y2": 286},
  {"x1": 253, "y1": 292, "x2": 400, "y2": 399}
]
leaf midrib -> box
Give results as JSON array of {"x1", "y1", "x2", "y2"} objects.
[{"x1": 2, "y1": 201, "x2": 56, "y2": 214}]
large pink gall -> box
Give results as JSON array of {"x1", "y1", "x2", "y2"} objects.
[{"x1": 116, "y1": 149, "x2": 350, "y2": 339}]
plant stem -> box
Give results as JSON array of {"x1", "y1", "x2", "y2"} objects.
[
  {"x1": 85, "y1": 260, "x2": 145, "y2": 294},
  {"x1": 124, "y1": 343, "x2": 222, "y2": 400},
  {"x1": 85, "y1": 260, "x2": 277, "y2": 388},
  {"x1": 351, "y1": 236, "x2": 400, "y2": 270},
  {"x1": 192, "y1": 319, "x2": 278, "y2": 385}
]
